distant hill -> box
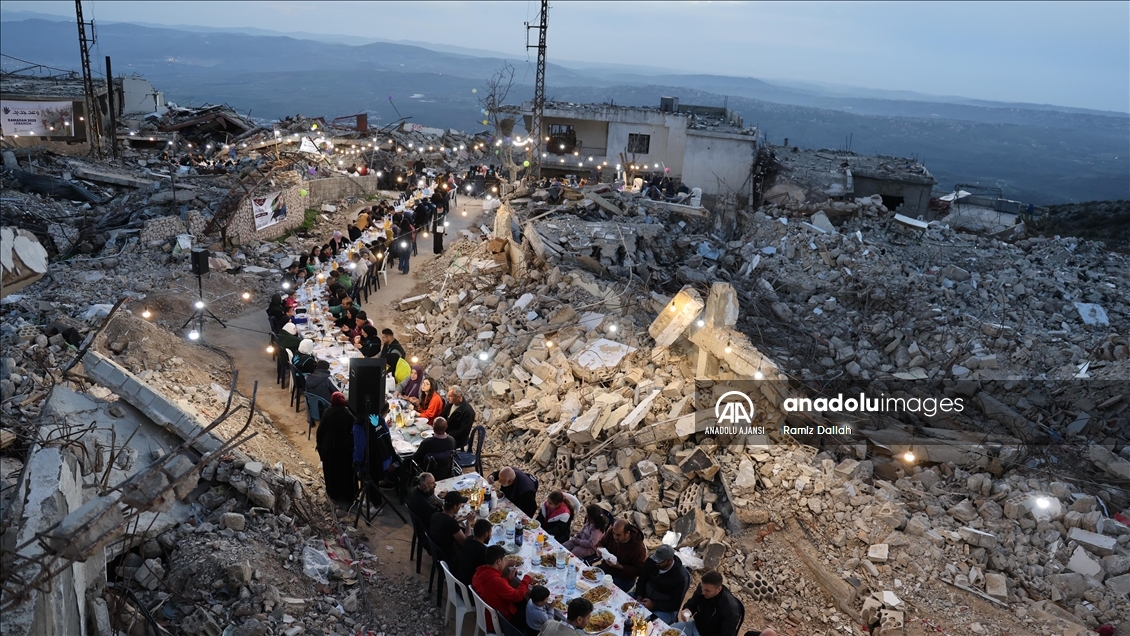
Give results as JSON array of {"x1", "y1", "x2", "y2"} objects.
[{"x1": 2, "y1": 17, "x2": 1126, "y2": 205}]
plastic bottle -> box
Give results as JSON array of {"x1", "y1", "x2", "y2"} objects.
[
  {"x1": 565, "y1": 556, "x2": 577, "y2": 593},
  {"x1": 515, "y1": 526, "x2": 524, "y2": 548},
  {"x1": 490, "y1": 489, "x2": 498, "y2": 511},
  {"x1": 504, "y1": 517, "x2": 515, "y2": 544}
]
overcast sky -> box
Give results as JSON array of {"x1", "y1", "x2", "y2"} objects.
[{"x1": 7, "y1": 1, "x2": 1128, "y2": 113}]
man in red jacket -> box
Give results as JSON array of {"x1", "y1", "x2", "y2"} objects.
[
  {"x1": 595, "y1": 518, "x2": 647, "y2": 592},
  {"x1": 472, "y1": 545, "x2": 532, "y2": 631}
]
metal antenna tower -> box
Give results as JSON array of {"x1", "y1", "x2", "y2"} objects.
[
  {"x1": 75, "y1": 0, "x2": 102, "y2": 157},
  {"x1": 525, "y1": 0, "x2": 548, "y2": 181}
]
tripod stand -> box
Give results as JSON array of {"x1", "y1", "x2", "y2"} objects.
[
  {"x1": 181, "y1": 274, "x2": 228, "y2": 332},
  {"x1": 351, "y1": 401, "x2": 406, "y2": 527}
]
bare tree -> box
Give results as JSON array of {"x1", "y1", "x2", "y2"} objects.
[{"x1": 479, "y1": 63, "x2": 519, "y2": 183}]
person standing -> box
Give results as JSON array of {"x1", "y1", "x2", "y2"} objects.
[
  {"x1": 397, "y1": 217, "x2": 414, "y2": 274},
  {"x1": 316, "y1": 392, "x2": 358, "y2": 507},
  {"x1": 432, "y1": 210, "x2": 445, "y2": 254}
]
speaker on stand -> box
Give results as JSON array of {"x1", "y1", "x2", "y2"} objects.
[{"x1": 347, "y1": 358, "x2": 405, "y2": 524}]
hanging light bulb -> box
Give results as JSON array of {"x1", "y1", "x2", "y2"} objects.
[
  {"x1": 696, "y1": 319, "x2": 705, "y2": 328},
  {"x1": 267, "y1": 345, "x2": 275, "y2": 354},
  {"x1": 478, "y1": 352, "x2": 489, "y2": 361},
  {"x1": 903, "y1": 451, "x2": 915, "y2": 463},
  {"x1": 142, "y1": 308, "x2": 152, "y2": 319},
  {"x1": 545, "y1": 341, "x2": 553, "y2": 348},
  {"x1": 195, "y1": 300, "x2": 205, "y2": 309},
  {"x1": 242, "y1": 292, "x2": 251, "y2": 300},
  {"x1": 608, "y1": 324, "x2": 618, "y2": 332},
  {"x1": 754, "y1": 370, "x2": 765, "y2": 380},
  {"x1": 724, "y1": 346, "x2": 732, "y2": 354}
]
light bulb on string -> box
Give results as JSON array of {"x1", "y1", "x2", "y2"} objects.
[
  {"x1": 195, "y1": 300, "x2": 205, "y2": 309},
  {"x1": 242, "y1": 292, "x2": 251, "y2": 300},
  {"x1": 142, "y1": 308, "x2": 152, "y2": 319},
  {"x1": 903, "y1": 451, "x2": 915, "y2": 463},
  {"x1": 266, "y1": 345, "x2": 275, "y2": 354}
]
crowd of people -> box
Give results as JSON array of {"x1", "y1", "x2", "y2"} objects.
[
  {"x1": 405, "y1": 463, "x2": 771, "y2": 636},
  {"x1": 263, "y1": 195, "x2": 481, "y2": 513}
]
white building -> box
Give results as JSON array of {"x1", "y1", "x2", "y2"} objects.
[{"x1": 516, "y1": 97, "x2": 759, "y2": 199}]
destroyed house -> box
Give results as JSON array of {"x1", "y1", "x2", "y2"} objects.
[
  {"x1": 517, "y1": 98, "x2": 759, "y2": 200},
  {"x1": 1, "y1": 72, "x2": 165, "y2": 144},
  {"x1": 772, "y1": 147, "x2": 937, "y2": 219}
]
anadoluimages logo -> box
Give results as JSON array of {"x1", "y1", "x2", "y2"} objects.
[{"x1": 714, "y1": 390, "x2": 755, "y2": 425}]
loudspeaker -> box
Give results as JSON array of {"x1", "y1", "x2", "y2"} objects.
[
  {"x1": 190, "y1": 248, "x2": 210, "y2": 276},
  {"x1": 348, "y1": 357, "x2": 385, "y2": 419}
]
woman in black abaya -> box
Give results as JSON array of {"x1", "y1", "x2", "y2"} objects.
[{"x1": 315, "y1": 391, "x2": 358, "y2": 506}]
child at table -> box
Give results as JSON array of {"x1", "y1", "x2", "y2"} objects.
[{"x1": 525, "y1": 586, "x2": 561, "y2": 633}]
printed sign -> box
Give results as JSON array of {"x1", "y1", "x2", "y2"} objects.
[
  {"x1": 299, "y1": 136, "x2": 320, "y2": 154},
  {"x1": 252, "y1": 192, "x2": 287, "y2": 231},
  {"x1": 1, "y1": 100, "x2": 76, "y2": 136}
]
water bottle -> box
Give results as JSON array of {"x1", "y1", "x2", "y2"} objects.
[
  {"x1": 504, "y1": 518, "x2": 515, "y2": 544},
  {"x1": 490, "y1": 489, "x2": 498, "y2": 511},
  {"x1": 565, "y1": 558, "x2": 577, "y2": 593},
  {"x1": 556, "y1": 548, "x2": 566, "y2": 571}
]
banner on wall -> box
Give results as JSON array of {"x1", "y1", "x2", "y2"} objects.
[
  {"x1": 252, "y1": 192, "x2": 287, "y2": 231},
  {"x1": 1, "y1": 100, "x2": 76, "y2": 136},
  {"x1": 299, "y1": 136, "x2": 319, "y2": 154}
]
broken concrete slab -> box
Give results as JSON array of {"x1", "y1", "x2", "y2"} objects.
[
  {"x1": 649, "y1": 286, "x2": 705, "y2": 347},
  {"x1": 568, "y1": 339, "x2": 637, "y2": 382}
]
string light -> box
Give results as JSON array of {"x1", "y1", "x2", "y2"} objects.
[
  {"x1": 753, "y1": 371, "x2": 765, "y2": 380},
  {"x1": 724, "y1": 346, "x2": 732, "y2": 354},
  {"x1": 266, "y1": 344, "x2": 275, "y2": 354},
  {"x1": 195, "y1": 300, "x2": 205, "y2": 309},
  {"x1": 546, "y1": 341, "x2": 553, "y2": 348},
  {"x1": 696, "y1": 319, "x2": 705, "y2": 328},
  {"x1": 608, "y1": 324, "x2": 618, "y2": 332},
  {"x1": 141, "y1": 308, "x2": 152, "y2": 319},
  {"x1": 1036, "y1": 497, "x2": 1050, "y2": 509},
  {"x1": 241, "y1": 292, "x2": 250, "y2": 300},
  {"x1": 411, "y1": 356, "x2": 419, "y2": 363},
  {"x1": 188, "y1": 330, "x2": 200, "y2": 341},
  {"x1": 478, "y1": 352, "x2": 489, "y2": 361},
  {"x1": 282, "y1": 282, "x2": 291, "y2": 290},
  {"x1": 903, "y1": 451, "x2": 915, "y2": 463},
  {"x1": 669, "y1": 305, "x2": 677, "y2": 312}
]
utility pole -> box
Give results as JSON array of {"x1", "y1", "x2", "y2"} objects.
[
  {"x1": 525, "y1": 0, "x2": 548, "y2": 181},
  {"x1": 75, "y1": 0, "x2": 102, "y2": 157},
  {"x1": 105, "y1": 56, "x2": 118, "y2": 159}
]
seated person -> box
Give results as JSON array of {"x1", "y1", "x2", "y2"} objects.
[
  {"x1": 429, "y1": 491, "x2": 470, "y2": 561},
  {"x1": 635, "y1": 545, "x2": 691, "y2": 625},
  {"x1": 670, "y1": 571, "x2": 744, "y2": 636},
  {"x1": 525, "y1": 586, "x2": 562, "y2": 634},
  {"x1": 329, "y1": 295, "x2": 358, "y2": 318},
  {"x1": 472, "y1": 545, "x2": 533, "y2": 632},
  {"x1": 356, "y1": 325, "x2": 383, "y2": 358},
  {"x1": 536, "y1": 490, "x2": 581, "y2": 544},
  {"x1": 395, "y1": 364, "x2": 425, "y2": 399},
  {"x1": 276, "y1": 322, "x2": 302, "y2": 355},
  {"x1": 305, "y1": 360, "x2": 335, "y2": 404},
  {"x1": 595, "y1": 519, "x2": 647, "y2": 592},
  {"x1": 333, "y1": 305, "x2": 360, "y2": 329},
  {"x1": 487, "y1": 466, "x2": 538, "y2": 518},
  {"x1": 407, "y1": 472, "x2": 442, "y2": 524},
  {"x1": 455, "y1": 519, "x2": 492, "y2": 586},
  {"x1": 412, "y1": 417, "x2": 457, "y2": 477},
  {"x1": 342, "y1": 311, "x2": 371, "y2": 339},
  {"x1": 537, "y1": 599, "x2": 594, "y2": 636},
  {"x1": 414, "y1": 377, "x2": 445, "y2": 424},
  {"x1": 385, "y1": 351, "x2": 411, "y2": 386},
  {"x1": 564, "y1": 505, "x2": 610, "y2": 562},
  {"x1": 293, "y1": 339, "x2": 317, "y2": 377}
]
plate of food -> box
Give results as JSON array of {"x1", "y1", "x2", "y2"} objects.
[
  {"x1": 584, "y1": 610, "x2": 615, "y2": 633},
  {"x1": 520, "y1": 518, "x2": 540, "y2": 530},
  {"x1": 581, "y1": 568, "x2": 602, "y2": 582},
  {"x1": 582, "y1": 586, "x2": 612, "y2": 604},
  {"x1": 552, "y1": 597, "x2": 568, "y2": 612},
  {"x1": 661, "y1": 630, "x2": 684, "y2": 636},
  {"x1": 539, "y1": 553, "x2": 557, "y2": 568},
  {"x1": 458, "y1": 488, "x2": 477, "y2": 499},
  {"x1": 620, "y1": 601, "x2": 640, "y2": 613},
  {"x1": 488, "y1": 510, "x2": 509, "y2": 525},
  {"x1": 503, "y1": 555, "x2": 524, "y2": 569},
  {"x1": 527, "y1": 572, "x2": 548, "y2": 586}
]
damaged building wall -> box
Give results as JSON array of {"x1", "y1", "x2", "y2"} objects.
[
  {"x1": 682, "y1": 130, "x2": 757, "y2": 199},
  {"x1": 605, "y1": 119, "x2": 687, "y2": 175},
  {"x1": 851, "y1": 173, "x2": 932, "y2": 219},
  {"x1": 544, "y1": 117, "x2": 608, "y2": 155},
  {"x1": 1, "y1": 447, "x2": 94, "y2": 636}
]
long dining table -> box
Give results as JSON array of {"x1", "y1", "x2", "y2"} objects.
[{"x1": 434, "y1": 472, "x2": 677, "y2": 636}]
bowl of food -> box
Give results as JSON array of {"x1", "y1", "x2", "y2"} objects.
[
  {"x1": 488, "y1": 510, "x2": 509, "y2": 525},
  {"x1": 661, "y1": 630, "x2": 684, "y2": 636},
  {"x1": 584, "y1": 610, "x2": 615, "y2": 633},
  {"x1": 528, "y1": 573, "x2": 548, "y2": 586},
  {"x1": 502, "y1": 555, "x2": 524, "y2": 569},
  {"x1": 582, "y1": 586, "x2": 612, "y2": 604},
  {"x1": 539, "y1": 554, "x2": 557, "y2": 568},
  {"x1": 520, "y1": 519, "x2": 540, "y2": 530},
  {"x1": 552, "y1": 598, "x2": 568, "y2": 612},
  {"x1": 620, "y1": 601, "x2": 640, "y2": 613},
  {"x1": 581, "y1": 568, "x2": 602, "y2": 582}
]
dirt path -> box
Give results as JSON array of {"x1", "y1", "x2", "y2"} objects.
[{"x1": 206, "y1": 195, "x2": 486, "y2": 634}]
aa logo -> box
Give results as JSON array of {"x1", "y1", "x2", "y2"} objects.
[{"x1": 715, "y1": 390, "x2": 755, "y2": 425}]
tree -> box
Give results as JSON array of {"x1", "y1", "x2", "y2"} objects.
[{"x1": 479, "y1": 63, "x2": 519, "y2": 184}]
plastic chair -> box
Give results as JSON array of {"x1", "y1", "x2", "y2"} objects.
[
  {"x1": 304, "y1": 393, "x2": 330, "y2": 440},
  {"x1": 497, "y1": 615, "x2": 525, "y2": 636},
  {"x1": 455, "y1": 425, "x2": 486, "y2": 476},
  {"x1": 375, "y1": 249, "x2": 390, "y2": 288},
  {"x1": 288, "y1": 354, "x2": 307, "y2": 414},
  {"x1": 469, "y1": 587, "x2": 504, "y2": 636},
  {"x1": 423, "y1": 450, "x2": 458, "y2": 481},
  {"x1": 440, "y1": 560, "x2": 475, "y2": 636}
]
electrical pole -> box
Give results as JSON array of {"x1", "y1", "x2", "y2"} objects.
[
  {"x1": 105, "y1": 56, "x2": 118, "y2": 159},
  {"x1": 75, "y1": 0, "x2": 102, "y2": 157},
  {"x1": 525, "y1": 0, "x2": 548, "y2": 181}
]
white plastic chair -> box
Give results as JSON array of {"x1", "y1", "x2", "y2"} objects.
[
  {"x1": 690, "y1": 187, "x2": 702, "y2": 207},
  {"x1": 440, "y1": 561, "x2": 474, "y2": 636},
  {"x1": 376, "y1": 250, "x2": 390, "y2": 288},
  {"x1": 469, "y1": 586, "x2": 504, "y2": 636}
]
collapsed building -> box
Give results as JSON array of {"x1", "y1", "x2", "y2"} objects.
[{"x1": 1, "y1": 72, "x2": 1128, "y2": 636}]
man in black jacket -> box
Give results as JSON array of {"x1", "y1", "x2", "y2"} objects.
[
  {"x1": 635, "y1": 545, "x2": 690, "y2": 624},
  {"x1": 444, "y1": 385, "x2": 476, "y2": 448},
  {"x1": 407, "y1": 472, "x2": 442, "y2": 526},
  {"x1": 305, "y1": 360, "x2": 335, "y2": 404},
  {"x1": 672, "y1": 571, "x2": 743, "y2": 636},
  {"x1": 487, "y1": 466, "x2": 538, "y2": 518},
  {"x1": 455, "y1": 519, "x2": 493, "y2": 585},
  {"x1": 378, "y1": 328, "x2": 406, "y2": 361}
]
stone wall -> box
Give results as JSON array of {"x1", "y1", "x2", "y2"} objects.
[
  {"x1": 226, "y1": 174, "x2": 382, "y2": 244},
  {"x1": 139, "y1": 210, "x2": 210, "y2": 245}
]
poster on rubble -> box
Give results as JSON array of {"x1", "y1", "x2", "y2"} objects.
[
  {"x1": 299, "y1": 136, "x2": 320, "y2": 154},
  {"x1": 252, "y1": 192, "x2": 287, "y2": 231},
  {"x1": 1, "y1": 100, "x2": 75, "y2": 136}
]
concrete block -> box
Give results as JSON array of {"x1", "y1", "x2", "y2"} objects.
[
  {"x1": 958, "y1": 526, "x2": 998, "y2": 549},
  {"x1": 1067, "y1": 545, "x2": 1104, "y2": 578},
  {"x1": 46, "y1": 495, "x2": 125, "y2": 560},
  {"x1": 867, "y1": 544, "x2": 889, "y2": 562},
  {"x1": 1067, "y1": 527, "x2": 1117, "y2": 556},
  {"x1": 984, "y1": 573, "x2": 1009, "y2": 601},
  {"x1": 648, "y1": 286, "x2": 705, "y2": 347}
]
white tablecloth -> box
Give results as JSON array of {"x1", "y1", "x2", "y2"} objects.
[{"x1": 434, "y1": 473, "x2": 674, "y2": 635}]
